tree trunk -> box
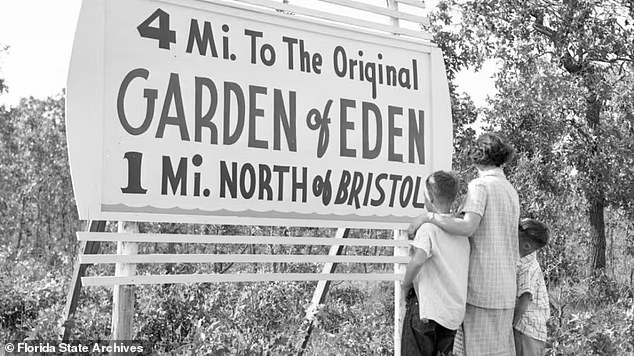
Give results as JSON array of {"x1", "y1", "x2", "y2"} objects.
[
  {"x1": 47, "y1": 212, "x2": 51, "y2": 243},
  {"x1": 16, "y1": 197, "x2": 25, "y2": 250},
  {"x1": 589, "y1": 197, "x2": 606, "y2": 270},
  {"x1": 62, "y1": 206, "x2": 67, "y2": 244},
  {"x1": 35, "y1": 201, "x2": 41, "y2": 250},
  {"x1": 165, "y1": 242, "x2": 176, "y2": 275},
  {"x1": 585, "y1": 83, "x2": 606, "y2": 271},
  {"x1": 214, "y1": 244, "x2": 221, "y2": 274}
]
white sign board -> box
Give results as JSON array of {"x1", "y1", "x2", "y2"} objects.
[{"x1": 66, "y1": 0, "x2": 452, "y2": 228}]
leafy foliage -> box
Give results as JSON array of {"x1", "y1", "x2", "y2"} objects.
[
  {"x1": 309, "y1": 282, "x2": 394, "y2": 355},
  {"x1": 135, "y1": 282, "x2": 309, "y2": 355},
  {"x1": 0, "y1": 255, "x2": 69, "y2": 340},
  {"x1": 0, "y1": 95, "x2": 80, "y2": 258},
  {"x1": 446, "y1": 0, "x2": 634, "y2": 270}
]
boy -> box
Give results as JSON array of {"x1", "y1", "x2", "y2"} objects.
[
  {"x1": 401, "y1": 171, "x2": 470, "y2": 356},
  {"x1": 513, "y1": 218, "x2": 550, "y2": 356}
]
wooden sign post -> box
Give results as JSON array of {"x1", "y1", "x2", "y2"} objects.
[
  {"x1": 65, "y1": 0, "x2": 452, "y2": 353},
  {"x1": 394, "y1": 229, "x2": 409, "y2": 355},
  {"x1": 111, "y1": 222, "x2": 138, "y2": 340}
]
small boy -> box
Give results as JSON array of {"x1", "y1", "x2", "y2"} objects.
[
  {"x1": 513, "y1": 218, "x2": 550, "y2": 356},
  {"x1": 401, "y1": 171, "x2": 470, "y2": 356}
]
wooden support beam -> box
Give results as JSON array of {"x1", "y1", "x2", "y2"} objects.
[
  {"x1": 318, "y1": 0, "x2": 429, "y2": 24},
  {"x1": 82, "y1": 272, "x2": 403, "y2": 286},
  {"x1": 79, "y1": 253, "x2": 409, "y2": 265},
  {"x1": 385, "y1": 0, "x2": 408, "y2": 352},
  {"x1": 393, "y1": 229, "x2": 409, "y2": 356},
  {"x1": 111, "y1": 222, "x2": 138, "y2": 347},
  {"x1": 299, "y1": 228, "x2": 350, "y2": 354},
  {"x1": 233, "y1": 0, "x2": 433, "y2": 40},
  {"x1": 396, "y1": 0, "x2": 427, "y2": 9},
  {"x1": 77, "y1": 232, "x2": 412, "y2": 247},
  {"x1": 62, "y1": 220, "x2": 106, "y2": 341}
]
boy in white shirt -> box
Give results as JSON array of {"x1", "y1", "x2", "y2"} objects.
[{"x1": 401, "y1": 171, "x2": 470, "y2": 356}]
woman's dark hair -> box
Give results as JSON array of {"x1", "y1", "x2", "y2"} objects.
[{"x1": 467, "y1": 132, "x2": 515, "y2": 167}]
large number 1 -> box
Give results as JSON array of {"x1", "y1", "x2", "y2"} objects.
[
  {"x1": 137, "y1": 8, "x2": 176, "y2": 50},
  {"x1": 121, "y1": 152, "x2": 147, "y2": 194}
]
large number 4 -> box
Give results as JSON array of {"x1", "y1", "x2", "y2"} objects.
[{"x1": 137, "y1": 8, "x2": 176, "y2": 50}]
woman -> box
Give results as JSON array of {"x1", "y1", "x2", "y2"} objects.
[{"x1": 408, "y1": 132, "x2": 520, "y2": 355}]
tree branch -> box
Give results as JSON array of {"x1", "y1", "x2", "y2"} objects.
[
  {"x1": 586, "y1": 56, "x2": 634, "y2": 64},
  {"x1": 561, "y1": 51, "x2": 586, "y2": 74},
  {"x1": 568, "y1": 117, "x2": 592, "y2": 143},
  {"x1": 531, "y1": 10, "x2": 557, "y2": 41}
]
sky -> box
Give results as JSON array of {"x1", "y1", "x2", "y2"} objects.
[
  {"x1": 0, "y1": 0, "x2": 81, "y2": 106},
  {"x1": 0, "y1": 0, "x2": 495, "y2": 107}
]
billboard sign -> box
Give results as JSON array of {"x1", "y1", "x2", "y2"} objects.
[{"x1": 66, "y1": 0, "x2": 452, "y2": 228}]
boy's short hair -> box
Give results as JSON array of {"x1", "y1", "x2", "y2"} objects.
[
  {"x1": 467, "y1": 132, "x2": 515, "y2": 167},
  {"x1": 425, "y1": 171, "x2": 459, "y2": 206},
  {"x1": 519, "y1": 218, "x2": 549, "y2": 248}
]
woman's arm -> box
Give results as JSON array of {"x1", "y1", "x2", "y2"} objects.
[
  {"x1": 408, "y1": 212, "x2": 482, "y2": 237},
  {"x1": 433, "y1": 212, "x2": 482, "y2": 236}
]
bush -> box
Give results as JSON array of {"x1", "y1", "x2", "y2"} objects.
[
  {"x1": 137, "y1": 281, "x2": 310, "y2": 355},
  {"x1": 547, "y1": 274, "x2": 634, "y2": 355},
  {"x1": 309, "y1": 282, "x2": 394, "y2": 355},
  {"x1": 0, "y1": 256, "x2": 68, "y2": 340}
]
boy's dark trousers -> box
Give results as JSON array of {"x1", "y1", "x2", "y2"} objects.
[{"x1": 401, "y1": 288, "x2": 456, "y2": 356}]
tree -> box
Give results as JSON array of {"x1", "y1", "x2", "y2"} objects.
[
  {"x1": 0, "y1": 94, "x2": 79, "y2": 257},
  {"x1": 0, "y1": 44, "x2": 8, "y2": 94},
  {"x1": 426, "y1": 1, "x2": 482, "y2": 184},
  {"x1": 447, "y1": 0, "x2": 634, "y2": 270}
]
